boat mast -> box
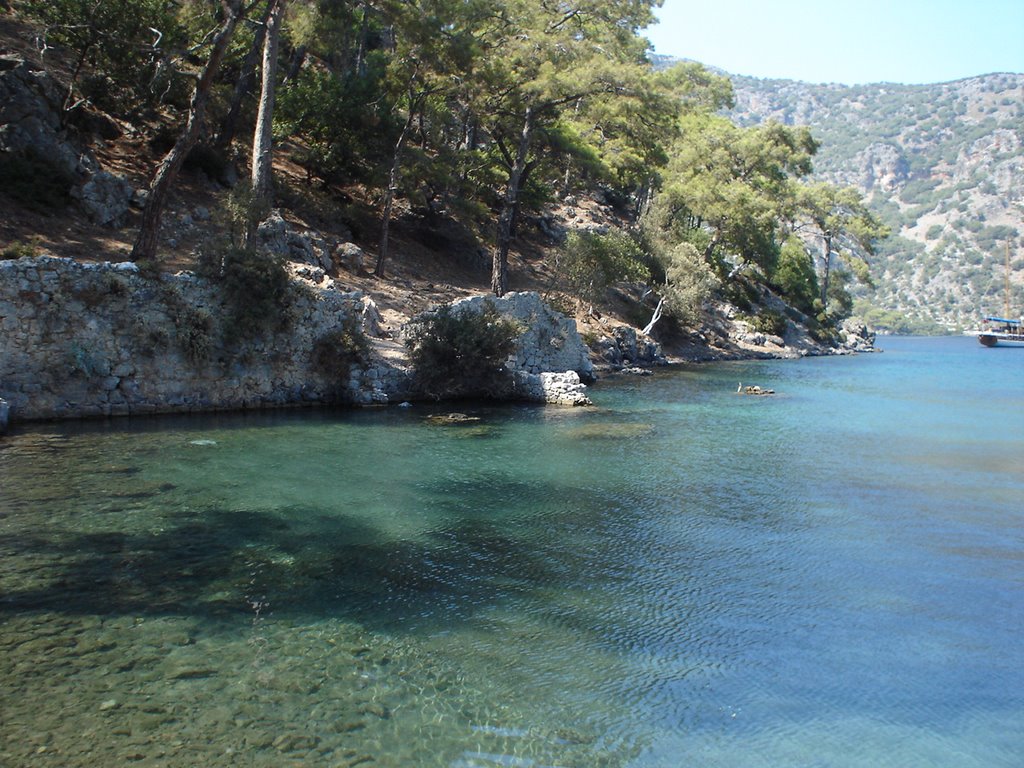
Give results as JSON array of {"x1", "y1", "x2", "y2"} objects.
[{"x1": 1006, "y1": 240, "x2": 1011, "y2": 319}]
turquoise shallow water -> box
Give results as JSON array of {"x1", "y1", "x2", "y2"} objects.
[{"x1": 1, "y1": 336, "x2": 1022, "y2": 767}]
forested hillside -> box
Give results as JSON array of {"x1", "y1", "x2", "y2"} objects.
[
  {"x1": 728, "y1": 72, "x2": 1024, "y2": 332},
  {"x1": 2, "y1": 1, "x2": 888, "y2": 356}
]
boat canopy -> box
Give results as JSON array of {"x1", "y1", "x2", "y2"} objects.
[{"x1": 984, "y1": 316, "x2": 1022, "y2": 325}]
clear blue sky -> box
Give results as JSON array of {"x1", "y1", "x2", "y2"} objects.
[{"x1": 644, "y1": 0, "x2": 1024, "y2": 85}]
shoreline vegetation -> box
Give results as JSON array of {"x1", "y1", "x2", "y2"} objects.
[
  {"x1": 0, "y1": 253, "x2": 873, "y2": 432},
  {"x1": 1, "y1": 3, "x2": 883, "y2": 429}
]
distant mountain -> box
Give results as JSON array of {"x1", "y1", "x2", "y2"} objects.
[{"x1": 727, "y1": 72, "x2": 1024, "y2": 332}]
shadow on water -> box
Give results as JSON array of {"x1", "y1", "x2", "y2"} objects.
[{"x1": 0, "y1": 490, "x2": 599, "y2": 634}]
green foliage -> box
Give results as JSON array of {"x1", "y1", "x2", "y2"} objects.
[
  {"x1": 21, "y1": 0, "x2": 186, "y2": 113},
  {"x1": 215, "y1": 185, "x2": 271, "y2": 246},
  {"x1": 771, "y1": 237, "x2": 819, "y2": 316},
  {"x1": 556, "y1": 230, "x2": 648, "y2": 305},
  {"x1": 276, "y1": 65, "x2": 397, "y2": 187},
  {"x1": 899, "y1": 177, "x2": 942, "y2": 205},
  {"x1": 854, "y1": 304, "x2": 946, "y2": 335},
  {"x1": 823, "y1": 269, "x2": 855, "y2": 324},
  {"x1": 158, "y1": 284, "x2": 215, "y2": 363},
  {"x1": 0, "y1": 149, "x2": 75, "y2": 213},
  {"x1": 198, "y1": 246, "x2": 295, "y2": 343},
  {"x1": 659, "y1": 242, "x2": 720, "y2": 327},
  {"x1": 721, "y1": 278, "x2": 757, "y2": 312},
  {"x1": 653, "y1": 113, "x2": 818, "y2": 273},
  {"x1": 738, "y1": 310, "x2": 787, "y2": 338},
  {"x1": 405, "y1": 301, "x2": 522, "y2": 400},
  {"x1": 1, "y1": 238, "x2": 43, "y2": 259},
  {"x1": 70, "y1": 273, "x2": 130, "y2": 308},
  {"x1": 311, "y1": 314, "x2": 371, "y2": 393},
  {"x1": 176, "y1": 306, "x2": 215, "y2": 364}
]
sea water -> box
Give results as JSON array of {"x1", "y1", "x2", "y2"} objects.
[{"x1": 1, "y1": 336, "x2": 1021, "y2": 767}]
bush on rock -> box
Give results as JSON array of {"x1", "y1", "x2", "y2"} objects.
[{"x1": 405, "y1": 300, "x2": 521, "y2": 400}]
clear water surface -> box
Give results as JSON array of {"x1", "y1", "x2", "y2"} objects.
[{"x1": 1, "y1": 336, "x2": 1022, "y2": 767}]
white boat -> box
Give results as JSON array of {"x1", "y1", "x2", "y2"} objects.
[
  {"x1": 974, "y1": 316, "x2": 1024, "y2": 347},
  {"x1": 972, "y1": 243, "x2": 1022, "y2": 347}
]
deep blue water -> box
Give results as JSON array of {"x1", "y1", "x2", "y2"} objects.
[{"x1": 1, "y1": 336, "x2": 1021, "y2": 767}]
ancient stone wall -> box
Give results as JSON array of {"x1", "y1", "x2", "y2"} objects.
[
  {"x1": 0, "y1": 258, "x2": 594, "y2": 425},
  {"x1": 0, "y1": 256, "x2": 410, "y2": 423}
]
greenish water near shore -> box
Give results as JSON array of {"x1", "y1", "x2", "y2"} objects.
[{"x1": 2, "y1": 337, "x2": 1022, "y2": 766}]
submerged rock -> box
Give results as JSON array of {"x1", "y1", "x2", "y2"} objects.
[
  {"x1": 563, "y1": 422, "x2": 654, "y2": 440},
  {"x1": 425, "y1": 412, "x2": 482, "y2": 425}
]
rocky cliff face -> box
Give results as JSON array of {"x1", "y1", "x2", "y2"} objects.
[
  {"x1": 729, "y1": 72, "x2": 1024, "y2": 331},
  {"x1": 0, "y1": 255, "x2": 597, "y2": 424}
]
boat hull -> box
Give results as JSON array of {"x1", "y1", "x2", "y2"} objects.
[{"x1": 977, "y1": 333, "x2": 1024, "y2": 347}]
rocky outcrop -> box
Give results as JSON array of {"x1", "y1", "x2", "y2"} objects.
[
  {"x1": 0, "y1": 259, "x2": 596, "y2": 424},
  {"x1": 591, "y1": 325, "x2": 667, "y2": 369},
  {"x1": 257, "y1": 210, "x2": 333, "y2": 271},
  {"x1": 451, "y1": 292, "x2": 595, "y2": 383},
  {"x1": 839, "y1": 317, "x2": 877, "y2": 353},
  {"x1": 71, "y1": 170, "x2": 134, "y2": 227},
  {"x1": 848, "y1": 142, "x2": 909, "y2": 193},
  {"x1": 0, "y1": 255, "x2": 410, "y2": 422},
  {"x1": 0, "y1": 55, "x2": 88, "y2": 178},
  {"x1": 0, "y1": 55, "x2": 136, "y2": 227},
  {"x1": 512, "y1": 370, "x2": 591, "y2": 406}
]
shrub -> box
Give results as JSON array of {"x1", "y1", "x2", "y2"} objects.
[
  {"x1": 556, "y1": 230, "x2": 648, "y2": 306},
  {"x1": 405, "y1": 301, "x2": 521, "y2": 400},
  {"x1": 1, "y1": 239, "x2": 42, "y2": 259},
  {"x1": 771, "y1": 237, "x2": 819, "y2": 316},
  {"x1": 661, "y1": 242, "x2": 719, "y2": 326},
  {"x1": 182, "y1": 143, "x2": 230, "y2": 182},
  {"x1": 161, "y1": 285, "x2": 215, "y2": 363},
  {"x1": 201, "y1": 246, "x2": 296, "y2": 343},
  {"x1": 311, "y1": 314, "x2": 371, "y2": 393},
  {"x1": 739, "y1": 309, "x2": 788, "y2": 338},
  {"x1": 0, "y1": 149, "x2": 75, "y2": 213},
  {"x1": 176, "y1": 307, "x2": 214, "y2": 364}
]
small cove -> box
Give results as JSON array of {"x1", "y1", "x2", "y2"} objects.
[{"x1": 1, "y1": 336, "x2": 1022, "y2": 767}]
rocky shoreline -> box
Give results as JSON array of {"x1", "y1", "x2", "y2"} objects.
[
  {"x1": 0, "y1": 252, "x2": 876, "y2": 434},
  {"x1": 0, "y1": 252, "x2": 877, "y2": 432},
  {"x1": 0, "y1": 256, "x2": 601, "y2": 429}
]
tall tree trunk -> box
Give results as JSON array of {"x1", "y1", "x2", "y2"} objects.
[
  {"x1": 634, "y1": 177, "x2": 655, "y2": 224},
  {"x1": 509, "y1": 160, "x2": 537, "y2": 240},
  {"x1": 214, "y1": 0, "x2": 272, "y2": 151},
  {"x1": 702, "y1": 229, "x2": 721, "y2": 262},
  {"x1": 820, "y1": 230, "x2": 833, "y2": 311},
  {"x1": 132, "y1": 1, "x2": 243, "y2": 263},
  {"x1": 492, "y1": 107, "x2": 533, "y2": 297},
  {"x1": 355, "y1": 0, "x2": 370, "y2": 75},
  {"x1": 641, "y1": 294, "x2": 666, "y2": 336},
  {"x1": 375, "y1": 106, "x2": 417, "y2": 277},
  {"x1": 244, "y1": 0, "x2": 286, "y2": 247},
  {"x1": 251, "y1": 0, "x2": 285, "y2": 203},
  {"x1": 284, "y1": 45, "x2": 306, "y2": 84}
]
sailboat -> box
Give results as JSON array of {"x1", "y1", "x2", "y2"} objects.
[{"x1": 973, "y1": 241, "x2": 1023, "y2": 347}]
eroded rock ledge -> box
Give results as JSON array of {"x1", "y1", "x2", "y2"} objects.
[{"x1": 0, "y1": 256, "x2": 594, "y2": 425}]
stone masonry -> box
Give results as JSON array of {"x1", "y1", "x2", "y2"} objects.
[{"x1": 0, "y1": 257, "x2": 594, "y2": 425}]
